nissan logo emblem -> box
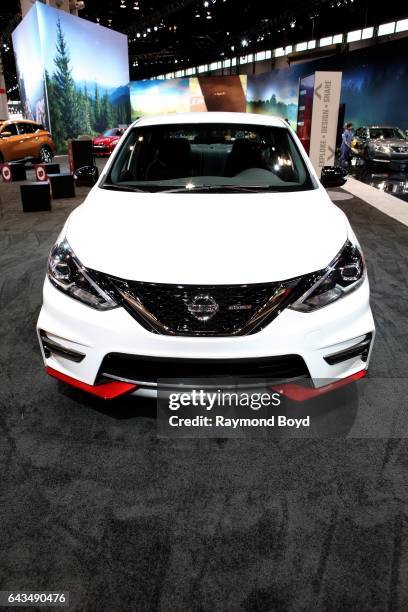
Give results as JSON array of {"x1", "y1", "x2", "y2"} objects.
[{"x1": 187, "y1": 294, "x2": 219, "y2": 321}]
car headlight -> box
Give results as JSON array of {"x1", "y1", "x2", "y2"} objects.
[
  {"x1": 374, "y1": 144, "x2": 391, "y2": 153},
  {"x1": 290, "y1": 240, "x2": 365, "y2": 312},
  {"x1": 48, "y1": 237, "x2": 118, "y2": 311}
]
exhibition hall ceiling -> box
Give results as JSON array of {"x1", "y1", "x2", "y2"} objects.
[{"x1": 0, "y1": 0, "x2": 407, "y2": 88}]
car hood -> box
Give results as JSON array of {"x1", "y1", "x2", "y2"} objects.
[
  {"x1": 65, "y1": 187, "x2": 348, "y2": 284},
  {"x1": 93, "y1": 136, "x2": 117, "y2": 145}
]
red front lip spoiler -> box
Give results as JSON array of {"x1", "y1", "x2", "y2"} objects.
[
  {"x1": 273, "y1": 369, "x2": 367, "y2": 402},
  {"x1": 45, "y1": 366, "x2": 137, "y2": 399},
  {"x1": 45, "y1": 366, "x2": 367, "y2": 402}
]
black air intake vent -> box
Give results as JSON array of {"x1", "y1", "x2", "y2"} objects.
[{"x1": 99, "y1": 353, "x2": 310, "y2": 384}]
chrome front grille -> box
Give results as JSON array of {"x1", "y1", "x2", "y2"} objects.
[{"x1": 107, "y1": 277, "x2": 307, "y2": 337}]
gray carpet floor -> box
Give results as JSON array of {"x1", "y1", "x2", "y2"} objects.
[{"x1": 0, "y1": 167, "x2": 408, "y2": 611}]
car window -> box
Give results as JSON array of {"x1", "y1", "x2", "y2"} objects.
[
  {"x1": 18, "y1": 123, "x2": 35, "y2": 135},
  {"x1": 1, "y1": 123, "x2": 18, "y2": 136},
  {"x1": 106, "y1": 122, "x2": 315, "y2": 193}
]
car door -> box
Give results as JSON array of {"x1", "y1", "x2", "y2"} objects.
[
  {"x1": 17, "y1": 122, "x2": 36, "y2": 158},
  {"x1": 0, "y1": 122, "x2": 20, "y2": 161}
]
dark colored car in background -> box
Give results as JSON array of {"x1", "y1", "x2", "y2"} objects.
[
  {"x1": 353, "y1": 126, "x2": 408, "y2": 165},
  {"x1": 92, "y1": 127, "x2": 126, "y2": 157},
  {"x1": 0, "y1": 119, "x2": 55, "y2": 164}
]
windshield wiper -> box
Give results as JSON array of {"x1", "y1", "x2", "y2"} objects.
[
  {"x1": 160, "y1": 184, "x2": 275, "y2": 193},
  {"x1": 102, "y1": 183, "x2": 148, "y2": 193}
]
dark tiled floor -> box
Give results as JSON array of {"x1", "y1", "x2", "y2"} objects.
[{"x1": 1, "y1": 169, "x2": 408, "y2": 610}]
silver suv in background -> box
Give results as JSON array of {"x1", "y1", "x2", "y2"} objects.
[{"x1": 354, "y1": 126, "x2": 408, "y2": 165}]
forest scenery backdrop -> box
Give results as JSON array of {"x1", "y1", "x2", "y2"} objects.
[{"x1": 12, "y1": 2, "x2": 130, "y2": 152}]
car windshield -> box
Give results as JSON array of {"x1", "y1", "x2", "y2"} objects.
[
  {"x1": 104, "y1": 122, "x2": 315, "y2": 193},
  {"x1": 369, "y1": 128, "x2": 406, "y2": 140},
  {"x1": 102, "y1": 128, "x2": 119, "y2": 137}
]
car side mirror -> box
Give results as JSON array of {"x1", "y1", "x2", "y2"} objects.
[
  {"x1": 320, "y1": 165, "x2": 347, "y2": 188},
  {"x1": 74, "y1": 165, "x2": 99, "y2": 186},
  {"x1": 0, "y1": 131, "x2": 13, "y2": 138}
]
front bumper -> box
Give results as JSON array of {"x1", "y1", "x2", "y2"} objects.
[
  {"x1": 37, "y1": 275, "x2": 375, "y2": 398},
  {"x1": 368, "y1": 150, "x2": 408, "y2": 164},
  {"x1": 92, "y1": 145, "x2": 113, "y2": 157}
]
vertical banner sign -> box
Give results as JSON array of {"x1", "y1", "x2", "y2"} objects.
[
  {"x1": 0, "y1": 56, "x2": 9, "y2": 120},
  {"x1": 309, "y1": 71, "x2": 342, "y2": 174},
  {"x1": 68, "y1": 140, "x2": 74, "y2": 175},
  {"x1": 296, "y1": 73, "x2": 315, "y2": 154}
]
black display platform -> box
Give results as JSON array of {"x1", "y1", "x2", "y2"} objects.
[
  {"x1": 34, "y1": 163, "x2": 61, "y2": 181},
  {"x1": 48, "y1": 173, "x2": 76, "y2": 199},
  {"x1": 69, "y1": 139, "x2": 93, "y2": 172},
  {"x1": 44, "y1": 163, "x2": 61, "y2": 174},
  {"x1": 2, "y1": 164, "x2": 27, "y2": 182},
  {"x1": 20, "y1": 182, "x2": 51, "y2": 212}
]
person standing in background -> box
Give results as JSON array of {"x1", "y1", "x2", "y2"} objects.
[{"x1": 339, "y1": 122, "x2": 354, "y2": 166}]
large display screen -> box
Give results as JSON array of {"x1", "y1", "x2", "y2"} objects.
[
  {"x1": 12, "y1": 3, "x2": 130, "y2": 152},
  {"x1": 11, "y1": 6, "x2": 45, "y2": 125},
  {"x1": 130, "y1": 78, "x2": 191, "y2": 118}
]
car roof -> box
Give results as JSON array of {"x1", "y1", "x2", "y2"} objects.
[
  {"x1": 132, "y1": 112, "x2": 288, "y2": 129},
  {"x1": 2, "y1": 118, "x2": 41, "y2": 125}
]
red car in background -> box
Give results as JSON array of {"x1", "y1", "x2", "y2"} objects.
[{"x1": 92, "y1": 128, "x2": 126, "y2": 157}]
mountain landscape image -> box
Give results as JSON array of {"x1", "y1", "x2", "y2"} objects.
[{"x1": 45, "y1": 19, "x2": 130, "y2": 152}]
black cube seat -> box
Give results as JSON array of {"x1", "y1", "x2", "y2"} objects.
[
  {"x1": 20, "y1": 182, "x2": 51, "y2": 212},
  {"x1": 48, "y1": 173, "x2": 76, "y2": 199},
  {"x1": 43, "y1": 163, "x2": 61, "y2": 175},
  {"x1": 2, "y1": 163, "x2": 27, "y2": 181}
]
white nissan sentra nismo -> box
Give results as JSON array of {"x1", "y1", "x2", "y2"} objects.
[{"x1": 37, "y1": 112, "x2": 375, "y2": 400}]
